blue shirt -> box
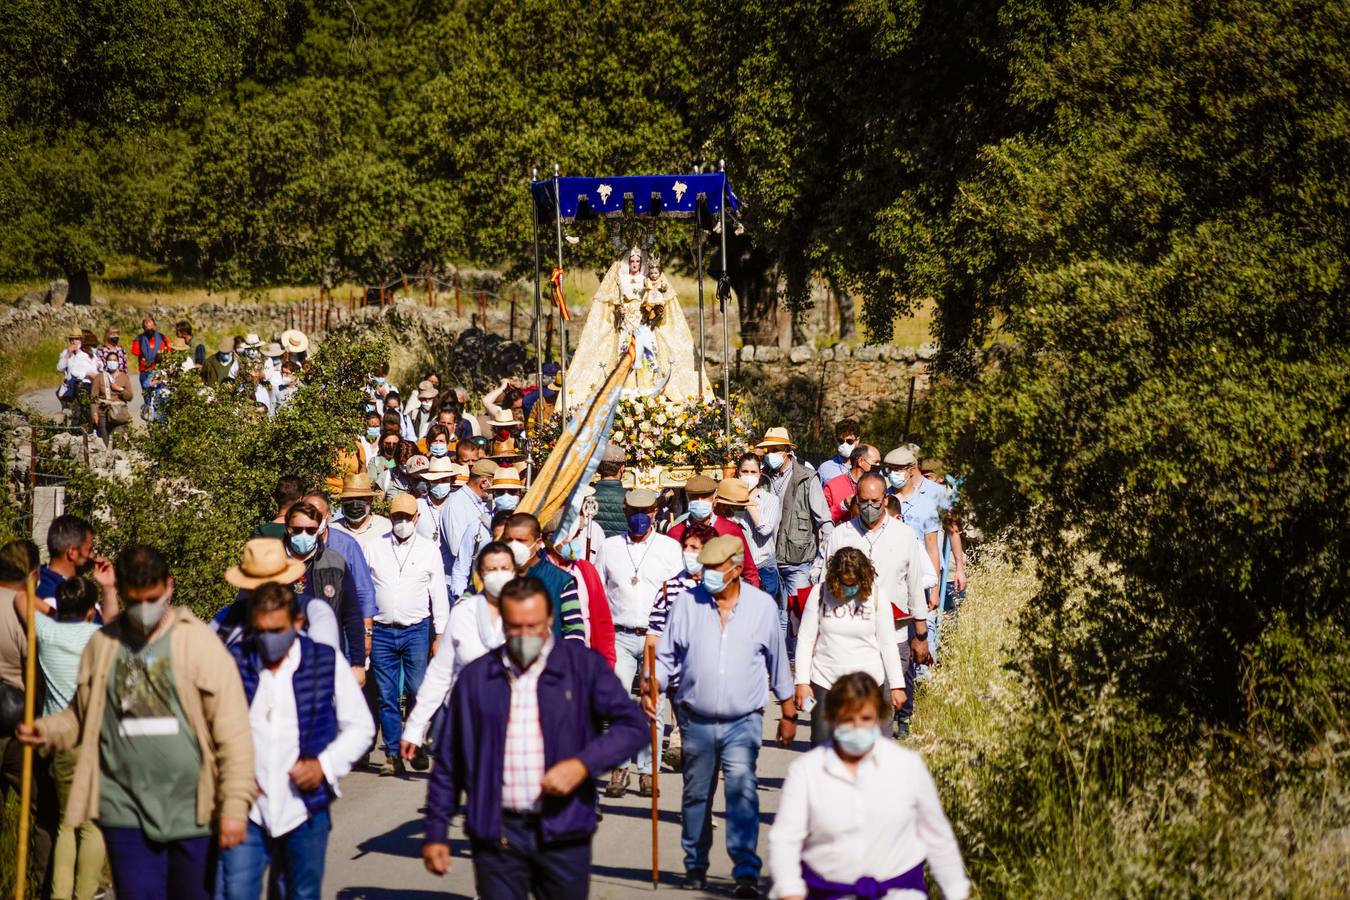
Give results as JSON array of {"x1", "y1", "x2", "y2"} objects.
[
  {"x1": 323, "y1": 529, "x2": 377, "y2": 618},
  {"x1": 656, "y1": 581, "x2": 793, "y2": 719},
  {"x1": 36, "y1": 566, "x2": 66, "y2": 602},
  {"x1": 439, "y1": 489, "x2": 490, "y2": 578},
  {"x1": 816, "y1": 453, "x2": 849, "y2": 485},
  {"x1": 894, "y1": 477, "x2": 944, "y2": 537}
]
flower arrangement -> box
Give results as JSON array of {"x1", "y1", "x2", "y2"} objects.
[{"x1": 528, "y1": 393, "x2": 756, "y2": 471}]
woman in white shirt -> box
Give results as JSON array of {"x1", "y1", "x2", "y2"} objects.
[
  {"x1": 769, "y1": 672, "x2": 970, "y2": 900},
  {"x1": 399, "y1": 541, "x2": 513, "y2": 761},
  {"x1": 795, "y1": 547, "x2": 905, "y2": 745},
  {"x1": 733, "y1": 452, "x2": 783, "y2": 598}
]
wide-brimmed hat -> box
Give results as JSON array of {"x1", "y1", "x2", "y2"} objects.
[
  {"x1": 451, "y1": 463, "x2": 470, "y2": 485},
  {"x1": 280, "y1": 329, "x2": 309, "y2": 354},
  {"x1": 488, "y1": 408, "x2": 518, "y2": 429},
  {"x1": 262, "y1": 342, "x2": 285, "y2": 358},
  {"x1": 490, "y1": 438, "x2": 521, "y2": 460},
  {"x1": 403, "y1": 454, "x2": 430, "y2": 476},
  {"x1": 417, "y1": 380, "x2": 438, "y2": 400},
  {"x1": 491, "y1": 468, "x2": 525, "y2": 491},
  {"x1": 242, "y1": 333, "x2": 262, "y2": 348},
  {"x1": 338, "y1": 472, "x2": 376, "y2": 499},
  {"x1": 756, "y1": 426, "x2": 795, "y2": 450},
  {"x1": 421, "y1": 456, "x2": 458, "y2": 482},
  {"x1": 714, "y1": 477, "x2": 751, "y2": 508},
  {"x1": 225, "y1": 538, "x2": 307, "y2": 589}
]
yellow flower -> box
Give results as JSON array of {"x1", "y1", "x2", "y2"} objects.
[{"x1": 686, "y1": 439, "x2": 698, "y2": 451}]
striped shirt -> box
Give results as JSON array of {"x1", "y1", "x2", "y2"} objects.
[
  {"x1": 647, "y1": 572, "x2": 699, "y2": 636},
  {"x1": 35, "y1": 615, "x2": 101, "y2": 716},
  {"x1": 501, "y1": 642, "x2": 552, "y2": 813}
]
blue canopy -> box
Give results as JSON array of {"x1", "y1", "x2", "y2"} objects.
[{"x1": 530, "y1": 173, "x2": 741, "y2": 222}]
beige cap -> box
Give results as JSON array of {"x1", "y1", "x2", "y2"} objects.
[
  {"x1": 684, "y1": 474, "x2": 718, "y2": 496},
  {"x1": 884, "y1": 447, "x2": 917, "y2": 467},
  {"x1": 470, "y1": 459, "x2": 500, "y2": 478},
  {"x1": 389, "y1": 494, "x2": 419, "y2": 516},
  {"x1": 625, "y1": 488, "x2": 659, "y2": 508},
  {"x1": 225, "y1": 538, "x2": 307, "y2": 589},
  {"x1": 417, "y1": 380, "x2": 438, "y2": 400},
  {"x1": 696, "y1": 535, "x2": 743, "y2": 567}
]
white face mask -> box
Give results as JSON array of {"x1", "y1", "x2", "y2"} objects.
[
  {"x1": 838, "y1": 440, "x2": 856, "y2": 458},
  {"x1": 392, "y1": 520, "x2": 416, "y2": 540},
  {"x1": 739, "y1": 473, "x2": 758, "y2": 490},
  {"x1": 507, "y1": 540, "x2": 535, "y2": 569},
  {"x1": 482, "y1": 570, "x2": 514, "y2": 598}
]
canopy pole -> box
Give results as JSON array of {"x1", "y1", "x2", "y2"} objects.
[
  {"x1": 531, "y1": 166, "x2": 544, "y2": 487},
  {"x1": 553, "y1": 163, "x2": 568, "y2": 417},
  {"x1": 695, "y1": 165, "x2": 706, "y2": 400},
  {"x1": 720, "y1": 160, "x2": 731, "y2": 440}
]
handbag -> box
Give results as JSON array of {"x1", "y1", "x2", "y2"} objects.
[{"x1": 0, "y1": 682, "x2": 25, "y2": 736}]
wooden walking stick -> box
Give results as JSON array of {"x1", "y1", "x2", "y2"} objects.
[
  {"x1": 14, "y1": 564, "x2": 38, "y2": 900},
  {"x1": 645, "y1": 640, "x2": 660, "y2": 888}
]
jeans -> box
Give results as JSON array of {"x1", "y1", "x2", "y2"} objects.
[
  {"x1": 777, "y1": 562, "x2": 812, "y2": 655},
  {"x1": 897, "y1": 623, "x2": 915, "y2": 719},
  {"x1": 678, "y1": 708, "x2": 763, "y2": 880},
  {"x1": 101, "y1": 828, "x2": 214, "y2": 900},
  {"x1": 52, "y1": 748, "x2": 105, "y2": 900},
  {"x1": 371, "y1": 621, "x2": 431, "y2": 754},
  {"x1": 612, "y1": 630, "x2": 662, "y2": 774},
  {"x1": 757, "y1": 562, "x2": 779, "y2": 604},
  {"x1": 470, "y1": 813, "x2": 591, "y2": 900},
  {"x1": 221, "y1": 809, "x2": 330, "y2": 900}
]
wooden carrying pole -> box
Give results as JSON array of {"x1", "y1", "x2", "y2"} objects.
[
  {"x1": 14, "y1": 567, "x2": 38, "y2": 900},
  {"x1": 645, "y1": 640, "x2": 660, "y2": 888}
]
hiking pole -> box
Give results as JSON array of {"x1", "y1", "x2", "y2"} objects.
[
  {"x1": 14, "y1": 566, "x2": 38, "y2": 900},
  {"x1": 645, "y1": 640, "x2": 660, "y2": 888}
]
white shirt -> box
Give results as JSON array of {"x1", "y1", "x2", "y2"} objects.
[
  {"x1": 331, "y1": 514, "x2": 394, "y2": 558},
  {"x1": 795, "y1": 583, "x2": 905, "y2": 691},
  {"x1": 247, "y1": 639, "x2": 375, "y2": 838},
  {"x1": 59, "y1": 349, "x2": 98, "y2": 382},
  {"x1": 599, "y1": 531, "x2": 683, "y2": 629},
  {"x1": 769, "y1": 741, "x2": 970, "y2": 900},
  {"x1": 363, "y1": 532, "x2": 450, "y2": 633},
  {"x1": 822, "y1": 517, "x2": 928, "y2": 621},
  {"x1": 302, "y1": 599, "x2": 342, "y2": 653},
  {"x1": 403, "y1": 594, "x2": 503, "y2": 745}
]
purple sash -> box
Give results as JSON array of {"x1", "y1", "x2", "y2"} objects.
[{"x1": 801, "y1": 860, "x2": 927, "y2": 899}]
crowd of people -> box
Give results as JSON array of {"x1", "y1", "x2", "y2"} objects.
[{"x1": 11, "y1": 336, "x2": 975, "y2": 899}]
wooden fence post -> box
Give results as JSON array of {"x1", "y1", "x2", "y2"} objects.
[
  {"x1": 510, "y1": 289, "x2": 517, "y2": 342},
  {"x1": 455, "y1": 283, "x2": 462, "y2": 317}
]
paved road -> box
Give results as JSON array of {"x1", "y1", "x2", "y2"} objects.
[{"x1": 324, "y1": 706, "x2": 813, "y2": 899}]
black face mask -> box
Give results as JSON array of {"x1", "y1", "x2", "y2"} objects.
[
  {"x1": 381, "y1": 445, "x2": 397, "y2": 457},
  {"x1": 341, "y1": 500, "x2": 370, "y2": 522}
]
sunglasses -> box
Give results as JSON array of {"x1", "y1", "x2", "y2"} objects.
[{"x1": 288, "y1": 525, "x2": 321, "y2": 535}]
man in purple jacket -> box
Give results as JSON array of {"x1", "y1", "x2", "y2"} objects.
[{"x1": 421, "y1": 575, "x2": 648, "y2": 899}]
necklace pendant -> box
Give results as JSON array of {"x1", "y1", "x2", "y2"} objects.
[{"x1": 631, "y1": 574, "x2": 639, "y2": 586}]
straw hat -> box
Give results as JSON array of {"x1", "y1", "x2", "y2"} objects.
[
  {"x1": 450, "y1": 463, "x2": 470, "y2": 486},
  {"x1": 491, "y1": 468, "x2": 525, "y2": 491},
  {"x1": 422, "y1": 456, "x2": 458, "y2": 482},
  {"x1": 714, "y1": 477, "x2": 751, "y2": 508},
  {"x1": 489, "y1": 408, "x2": 518, "y2": 429},
  {"x1": 280, "y1": 329, "x2": 309, "y2": 354},
  {"x1": 756, "y1": 426, "x2": 795, "y2": 449},
  {"x1": 242, "y1": 333, "x2": 262, "y2": 348},
  {"x1": 417, "y1": 380, "x2": 438, "y2": 400},
  {"x1": 217, "y1": 336, "x2": 235, "y2": 354},
  {"x1": 338, "y1": 472, "x2": 375, "y2": 499},
  {"x1": 262, "y1": 342, "x2": 285, "y2": 358},
  {"x1": 225, "y1": 538, "x2": 307, "y2": 589},
  {"x1": 490, "y1": 438, "x2": 521, "y2": 460}
]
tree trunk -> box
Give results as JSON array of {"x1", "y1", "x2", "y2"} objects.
[
  {"x1": 723, "y1": 232, "x2": 780, "y2": 346},
  {"x1": 66, "y1": 269, "x2": 92, "y2": 306},
  {"x1": 829, "y1": 276, "x2": 857, "y2": 341}
]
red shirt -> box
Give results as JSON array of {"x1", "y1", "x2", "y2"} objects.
[
  {"x1": 668, "y1": 515, "x2": 762, "y2": 589},
  {"x1": 823, "y1": 472, "x2": 858, "y2": 524},
  {"x1": 129, "y1": 332, "x2": 170, "y2": 373}
]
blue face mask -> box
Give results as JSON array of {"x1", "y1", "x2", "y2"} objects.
[
  {"x1": 254, "y1": 628, "x2": 296, "y2": 666},
  {"x1": 429, "y1": 482, "x2": 452, "y2": 499},
  {"x1": 494, "y1": 494, "x2": 520, "y2": 512},
  {"x1": 888, "y1": 470, "x2": 907, "y2": 490},
  {"x1": 702, "y1": 567, "x2": 727, "y2": 594},
  {"x1": 429, "y1": 443, "x2": 449, "y2": 457},
  {"x1": 831, "y1": 723, "x2": 881, "y2": 757},
  {"x1": 687, "y1": 499, "x2": 713, "y2": 521},
  {"x1": 841, "y1": 583, "x2": 861, "y2": 599},
  {"x1": 765, "y1": 452, "x2": 785, "y2": 471},
  {"x1": 683, "y1": 551, "x2": 703, "y2": 575},
  {"x1": 288, "y1": 532, "x2": 317, "y2": 557},
  {"x1": 366, "y1": 426, "x2": 380, "y2": 441},
  {"x1": 626, "y1": 512, "x2": 652, "y2": 537},
  {"x1": 558, "y1": 537, "x2": 584, "y2": 562}
]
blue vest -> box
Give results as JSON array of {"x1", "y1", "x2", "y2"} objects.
[{"x1": 230, "y1": 634, "x2": 339, "y2": 815}]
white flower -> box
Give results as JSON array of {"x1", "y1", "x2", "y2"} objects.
[{"x1": 641, "y1": 438, "x2": 654, "y2": 449}]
